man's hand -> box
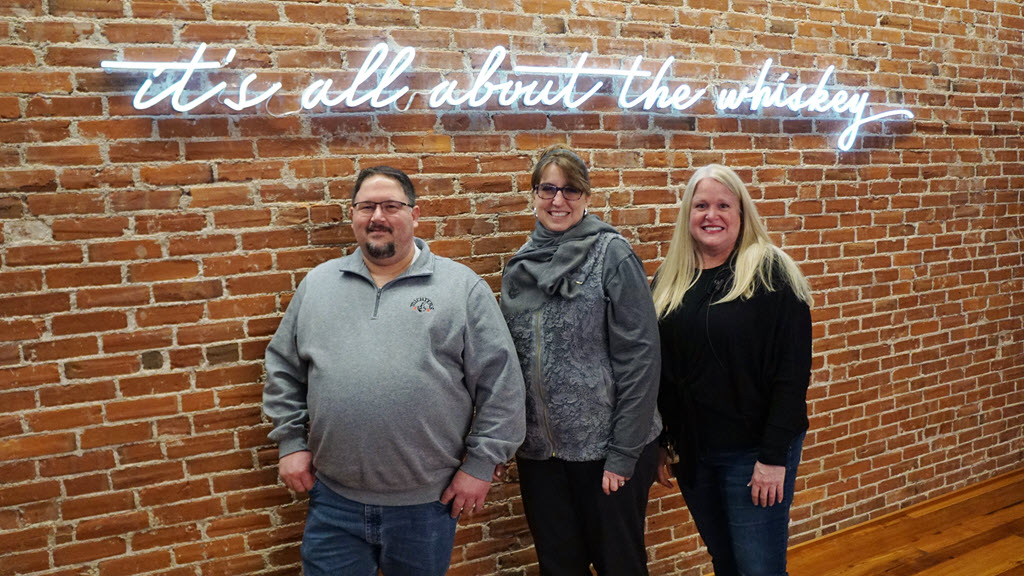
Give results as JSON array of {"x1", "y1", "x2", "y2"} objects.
[
  {"x1": 279, "y1": 450, "x2": 316, "y2": 493},
  {"x1": 440, "y1": 470, "x2": 491, "y2": 518},
  {"x1": 748, "y1": 461, "x2": 786, "y2": 507},
  {"x1": 656, "y1": 447, "x2": 674, "y2": 488}
]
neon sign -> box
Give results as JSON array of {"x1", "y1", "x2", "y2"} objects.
[{"x1": 101, "y1": 43, "x2": 914, "y2": 151}]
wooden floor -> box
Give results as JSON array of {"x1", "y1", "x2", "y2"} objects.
[{"x1": 788, "y1": 469, "x2": 1024, "y2": 576}]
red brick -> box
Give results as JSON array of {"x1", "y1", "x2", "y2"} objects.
[
  {"x1": 25, "y1": 336, "x2": 99, "y2": 362},
  {"x1": 44, "y1": 46, "x2": 117, "y2": 67},
  {"x1": 47, "y1": 265, "x2": 123, "y2": 288},
  {"x1": 103, "y1": 22, "x2": 174, "y2": 43},
  {"x1": 77, "y1": 286, "x2": 151, "y2": 308},
  {"x1": 39, "y1": 450, "x2": 115, "y2": 477},
  {"x1": 88, "y1": 239, "x2": 162, "y2": 262},
  {"x1": 139, "y1": 479, "x2": 212, "y2": 508},
  {"x1": 51, "y1": 217, "x2": 130, "y2": 240},
  {"x1": 109, "y1": 140, "x2": 179, "y2": 163},
  {"x1": 105, "y1": 396, "x2": 178, "y2": 421},
  {"x1": 103, "y1": 329, "x2": 173, "y2": 354},
  {"x1": 60, "y1": 166, "x2": 133, "y2": 190},
  {"x1": 152, "y1": 279, "x2": 224, "y2": 302},
  {"x1": 185, "y1": 140, "x2": 255, "y2": 161},
  {"x1": 26, "y1": 405, "x2": 103, "y2": 432},
  {"x1": 79, "y1": 118, "x2": 153, "y2": 140},
  {"x1": 26, "y1": 144, "x2": 102, "y2": 166},
  {"x1": 241, "y1": 229, "x2": 307, "y2": 250},
  {"x1": 20, "y1": 21, "x2": 95, "y2": 43},
  {"x1": 212, "y1": 1, "x2": 279, "y2": 21},
  {"x1": 79, "y1": 422, "x2": 151, "y2": 449},
  {"x1": 140, "y1": 164, "x2": 213, "y2": 186},
  {"x1": 208, "y1": 295, "x2": 276, "y2": 319},
  {"x1": 0, "y1": 480, "x2": 62, "y2": 509},
  {"x1": 1, "y1": 552, "x2": 50, "y2": 575},
  {"x1": 0, "y1": 391, "x2": 36, "y2": 415},
  {"x1": 132, "y1": 0, "x2": 206, "y2": 19},
  {"x1": 111, "y1": 461, "x2": 184, "y2": 489},
  {"x1": 129, "y1": 260, "x2": 200, "y2": 282},
  {"x1": 0, "y1": 527, "x2": 50, "y2": 554},
  {"x1": 157, "y1": 118, "x2": 230, "y2": 138},
  {"x1": 52, "y1": 311, "x2": 128, "y2": 335},
  {"x1": 136, "y1": 213, "x2": 206, "y2": 234},
  {"x1": 153, "y1": 497, "x2": 225, "y2": 525},
  {"x1": 181, "y1": 23, "x2": 248, "y2": 42},
  {"x1": 0, "y1": 293, "x2": 71, "y2": 316},
  {"x1": 255, "y1": 25, "x2": 320, "y2": 45},
  {"x1": 65, "y1": 355, "x2": 140, "y2": 379},
  {"x1": 284, "y1": 3, "x2": 349, "y2": 24},
  {"x1": 202, "y1": 253, "x2": 274, "y2": 277},
  {"x1": 49, "y1": 0, "x2": 124, "y2": 17},
  {"x1": 136, "y1": 304, "x2": 205, "y2": 327},
  {"x1": 119, "y1": 372, "x2": 189, "y2": 397},
  {"x1": 169, "y1": 234, "x2": 237, "y2": 256},
  {"x1": 0, "y1": 120, "x2": 70, "y2": 143},
  {"x1": 0, "y1": 433, "x2": 75, "y2": 460},
  {"x1": 0, "y1": 72, "x2": 72, "y2": 94},
  {"x1": 110, "y1": 189, "x2": 182, "y2": 211},
  {"x1": 0, "y1": 270, "x2": 43, "y2": 293},
  {"x1": 98, "y1": 550, "x2": 172, "y2": 576},
  {"x1": 26, "y1": 191, "x2": 104, "y2": 214},
  {"x1": 177, "y1": 321, "x2": 245, "y2": 345},
  {"x1": 195, "y1": 364, "x2": 262, "y2": 389},
  {"x1": 0, "y1": 169, "x2": 57, "y2": 192},
  {"x1": 214, "y1": 209, "x2": 273, "y2": 229}
]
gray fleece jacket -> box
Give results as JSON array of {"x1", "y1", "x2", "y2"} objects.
[{"x1": 264, "y1": 239, "x2": 526, "y2": 506}]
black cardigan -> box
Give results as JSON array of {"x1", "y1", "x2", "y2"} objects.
[{"x1": 658, "y1": 261, "x2": 812, "y2": 483}]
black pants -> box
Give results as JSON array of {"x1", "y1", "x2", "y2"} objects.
[{"x1": 517, "y1": 440, "x2": 660, "y2": 576}]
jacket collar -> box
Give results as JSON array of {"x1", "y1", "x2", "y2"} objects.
[{"x1": 337, "y1": 237, "x2": 434, "y2": 284}]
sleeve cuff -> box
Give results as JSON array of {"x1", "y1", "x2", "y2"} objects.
[
  {"x1": 276, "y1": 436, "x2": 309, "y2": 459},
  {"x1": 604, "y1": 452, "x2": 639, "y2": 477},
  {"x1": 460, "y1": 453, "x2": 498, "y2": 483},
  {"x1": 757, "y1": 446, "x2": 787, "y2": 466}
]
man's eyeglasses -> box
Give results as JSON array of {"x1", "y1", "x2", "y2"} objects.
[
  {"x1": 352, "y1": 200, "x2": 413, "y2": 216},
  {"x1": 533, "y1": 184, "x2": 584, "y2": 201}
]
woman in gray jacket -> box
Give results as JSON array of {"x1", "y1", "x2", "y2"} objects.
[{"x1": 500, "y1": 145, "x2": 662, "y2": 575}]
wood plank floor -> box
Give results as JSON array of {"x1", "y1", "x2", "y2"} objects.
[{"x1": 788, "y1": 469, "x2": 1024, "y2": 576}]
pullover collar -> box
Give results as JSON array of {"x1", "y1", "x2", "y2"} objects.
[{"x1": 338, "y1": 238, "x2": 434, "y2": 286}]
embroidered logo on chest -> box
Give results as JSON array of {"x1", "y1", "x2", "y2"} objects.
[{"x1": 410, "y1": 297, "x2": 434, "y2": 312}]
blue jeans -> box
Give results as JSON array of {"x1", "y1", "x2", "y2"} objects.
[
  {"x1": 677, "y1": 433, "x2": 805, "y2": 576},
  {"x1": 301, "y1": 480, "x2": 458, "y2": 576}
]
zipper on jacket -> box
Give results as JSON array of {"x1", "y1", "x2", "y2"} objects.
[
  {"x1": 533, "y1": 311, "x2": 557, "y2": 457},
  {"x1": 372, "y1": 286, "x2": 383, "y2": 319}
]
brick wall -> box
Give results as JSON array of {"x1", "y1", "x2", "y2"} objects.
[{"x1": 1, "y1": 1, "x2": 1022, "y2": 574}]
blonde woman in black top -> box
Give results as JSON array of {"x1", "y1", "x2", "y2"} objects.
[{"x1": 653, "y1": 164, "x2": 813, "y2": 576}]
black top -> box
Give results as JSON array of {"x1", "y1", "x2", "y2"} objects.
[{"x1": 658, "y1": 261, "x2": 812, "y2": 483}]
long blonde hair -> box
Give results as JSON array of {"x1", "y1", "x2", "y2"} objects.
[{"x1": 652, "y1": 164, "x2": 813, "y2": 318}]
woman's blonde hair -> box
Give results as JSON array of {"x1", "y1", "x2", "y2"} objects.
[
  {"x1": 652, "y1": 164, "x2": 813, "y2": 318},
  {"x1": 531, "y1": 144, "x2": 591, "y2": 196}
]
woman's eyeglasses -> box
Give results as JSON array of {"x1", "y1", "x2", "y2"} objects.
[
  {"x1": 533, "y1": 184, "x2": 584, "y2": 201},
  {"x1": 352, "y1": 200, "x2": 413, "y2": 216}
]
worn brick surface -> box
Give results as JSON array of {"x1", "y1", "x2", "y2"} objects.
[{"x1": 0, "y1": 1, "x2": 1022, "y2": 574}]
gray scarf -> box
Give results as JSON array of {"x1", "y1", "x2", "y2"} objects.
[{"x1": 500, "y1": 215, "x2": 618, "y2": 315}]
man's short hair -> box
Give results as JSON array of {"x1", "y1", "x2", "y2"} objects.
[{"x1": 352, "y1": 166, "x2": 416, "y2": 206}]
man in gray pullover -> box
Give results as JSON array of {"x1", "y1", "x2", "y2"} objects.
[{"x1": 263, "y1": 166, "x2": 526, "y2": 576}]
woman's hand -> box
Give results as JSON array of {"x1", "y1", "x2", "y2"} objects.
[
  {"x1": 656, "y1": 447, "x2": 674, "y2": 488},
  {"x1": 748, "y1": 461, "x2": 786, "y2": 507},
  {"x1": 602, "y1": 470, "x2": 629, "y2": 495}
]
